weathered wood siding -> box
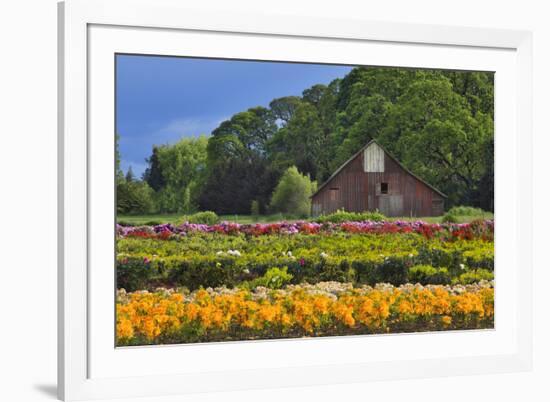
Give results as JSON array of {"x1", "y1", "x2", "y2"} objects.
[
  {"x1": 363, "y1": 142, "x2": 385, "y2": 172},
  {"x1": 311, "y1": 151, "x2": 367, "y2": 216},
  {"x1": 311, "y1": 143, "x2": 445, "y2": 217}
]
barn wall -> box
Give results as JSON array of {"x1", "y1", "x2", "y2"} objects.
[
  {"x1": 311, "y1": 152, "x2": 366, "y2": 215},
  {"x1": 311, "y1": 146, "x2": 445, "y2": 217}
]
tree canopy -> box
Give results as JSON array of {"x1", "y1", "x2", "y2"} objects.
[{"x1": 118, "y1": 66, "x2": 494, "y2": 215}]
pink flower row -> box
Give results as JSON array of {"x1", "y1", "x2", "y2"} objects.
[{"x1": 116, "y1": 219, "x2": 493, "y2": 240}]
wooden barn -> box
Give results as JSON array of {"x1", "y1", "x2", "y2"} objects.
[{"x1": 311, "y1": 140, "x2": 446, "y2": 217}]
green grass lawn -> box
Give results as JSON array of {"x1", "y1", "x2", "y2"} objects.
[
  {"x1": 117, "y1": 213, "x2": 183, "y2": 225},
  {"x1": 117, "y1": 213, "x2": 300, "y2": 225},
  {"x1": 118, "y1": 212, "x2": 493, "y2": 226}
]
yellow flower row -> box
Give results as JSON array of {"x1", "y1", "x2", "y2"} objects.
[{"x1": 116, "y1": 285, "x2": 494, "y2": 345}]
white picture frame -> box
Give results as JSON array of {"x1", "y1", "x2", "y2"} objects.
[{"x1": 58, "y1": 0, "x2": 533, "y2": 400}]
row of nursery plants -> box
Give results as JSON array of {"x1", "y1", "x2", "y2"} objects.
[
  {"x1": 116, "y1": 281, "x2": 494, "y2": 345},
  {"x1": 116, "y1": 232, "x2": 494, "y2": 291},
  {"x1": 116, "y1": 219, "x2": 494, "y2": 241}
]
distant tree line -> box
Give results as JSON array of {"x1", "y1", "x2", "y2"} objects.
[{"x1": 117, "y1": 66, "x2": 494, "y2": 215}]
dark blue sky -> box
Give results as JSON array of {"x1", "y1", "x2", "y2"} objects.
[{"x1": 116, "y1": 55, "x2": 353, "y2": 176}]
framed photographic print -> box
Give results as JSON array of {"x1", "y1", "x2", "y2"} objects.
[{"x1": 58, "y1": 0, "x2": 533, "y2": 400}]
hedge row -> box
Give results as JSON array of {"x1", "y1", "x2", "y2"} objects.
[
  {"x1": 117, "y1": 257, "x2": 493, "y2": 291},
  {"x1": 117, "y1": 232, "x2": 493, "y2": 263},
  {"x1": 117, "y1": 233, "x2": 493, "y2": 291}
]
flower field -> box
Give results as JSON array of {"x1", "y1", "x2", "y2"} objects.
[
  {"x1": 116, "y1": 282, "x2": 494, "y2": 345},
  {"x1": 117, "y1": 219, "x2": 493, "y2": 239},
  {"x1": 116, "y1": 219, "x2": 494, "y2": 345}
]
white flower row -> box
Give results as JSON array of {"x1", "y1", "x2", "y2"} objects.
[{"x1": 216, "y1": 249, "x2": 242, "y2": 257}]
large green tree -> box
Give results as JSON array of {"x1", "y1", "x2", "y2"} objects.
[
  {"x1": 117, "y1": 178, "x2": 156, "y2": 214},
  {"x1": 199, "y1": 107, "x2": 278, "y2": 214},
  {"x1": 142, "y1": 146, "x2": 165, "y2": 191},
  {"x1": 269, "y1": 96, "x2": 303, "y2": 125},
  {"x1": 378, "y1": 77, "x2": 493, "y2": 206},
  {"x1": 268, "y1": 83, "x2": 339, "y2": 182},
  {"x1": 143, "y1": 136, "x2": 208, "y2": 213},
  {"x1": 270, "y1": 166, "x2": 317, "y2": 217}
]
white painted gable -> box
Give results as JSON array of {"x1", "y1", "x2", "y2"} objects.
[{"x1": 363, "y1": 142, "x2": 385, "y2": 172}]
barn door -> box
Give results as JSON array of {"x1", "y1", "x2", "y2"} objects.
[
  {"x1": 378, "y1": 195, "x2": 404, "y2": 217},
  {"x1": 329, "y1": 187, "x2": 339, "y2": 213}
]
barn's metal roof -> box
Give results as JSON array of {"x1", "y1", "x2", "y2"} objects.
[{"x1": 310, "y1": 139, "x2": 448, "y2": 198}]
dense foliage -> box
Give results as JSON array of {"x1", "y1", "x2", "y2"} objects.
[
  {"x1": 313, "y1": 209, "x2": 386, "y2": 223},
  {"x1": 118, "y1": 67, "x2": 494, "y2": 215},
  {"x1": 442, "y1": 205, "x2": 493, "y2": 223},
  {"x1": 177, "y1": 211, "x2": 220, "y2": 225},
  {"x1": 144, "y1": 136, "x2": 208, "y2": 213}
]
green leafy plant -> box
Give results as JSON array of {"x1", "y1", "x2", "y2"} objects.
[
  {"x1": 368, "y1": 257, "x2": 409, "y2": 285},
  {"x1": 178, "y1": 211, "x2": 220, "y2": 225},
  {"x1": 441, "y1": 212, "x2": 459, "y2": 223},
  {"x1": 447, "y1": 206, "x2": 486, "y2": 216},
  {"x1": 452, "y1": 269, "x2": 494, "y2": 285},
  {"x1": 409, "y1": 265, "x2": 451, "y2": 285},
  {"x1": 117, "y1": 257, "x2": 158, "y2": 291},
  {"x1": 243, "y1": 267, "x2": 294, "y2": 289},
  {"x1": 313, "y1": 209, "x2": 386, "y2": 223}
]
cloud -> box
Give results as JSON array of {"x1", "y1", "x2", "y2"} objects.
[
  {"x1": 153, "y1": 116, "x2": 228, "y2": 143},
  {"x1": 118, "y1": 116, "x2": 229, "y2": 178}
]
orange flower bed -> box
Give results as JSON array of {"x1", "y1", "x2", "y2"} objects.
[{"x1": 116, "y1": 282, "x2": 494, "y2": 345}]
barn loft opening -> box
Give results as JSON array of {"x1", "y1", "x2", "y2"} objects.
[{"x1": 380, "y1": 182, "x2": 389, "y2": 194}]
